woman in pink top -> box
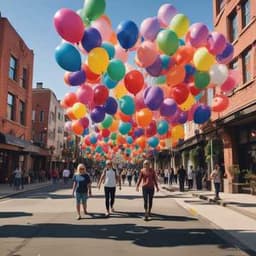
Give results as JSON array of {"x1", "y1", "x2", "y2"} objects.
[{"x1": 136, "y1": 160, "x2": 159, "y2": 221}]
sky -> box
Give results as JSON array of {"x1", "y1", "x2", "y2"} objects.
[{"x1": 0, "y1": 0, "x2": 213, "y2": 101}]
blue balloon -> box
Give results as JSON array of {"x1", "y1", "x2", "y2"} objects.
[
  {"x1": 104, "y1": 97, "x2": 118, "y2": 115},
  {"x1": 55, "y1": 43, "x2": 81, "y2": 71},
  {"x1": 194, "y1": 104, "x2": 211, "y2": 124},
  {"x1": 90, "y1": 134, "x2": 97, "y2": 144},
  {"x1": 103, "y1": 74, "x2": 118, "y2": 89},
  {"x1": 179, "y1": 39, "x2": 185, "y2": 46},
  {"x1": 119, "y1": 122, "x2": 132, "y2": 135},
  {"x1": 90, "y1": 106, "x2": 106, "y2": 123},
  {"x1": 134, "y1": 128, "x2": 144, "y2": 138},
  {"x1": 119, "y1": 95, "x2": 135, "y2": 115},
  {"x1": 157, "y1": 120, "x2": 169, "y2": 135},
  {"x1": 160, "y1": 55, "x2": 170, "y2": 69},
  {"x1": 116, "y1": 20, "x2": 139, "y2": 49},
  {"x1": 102, "y1": 42, "x2": 115, "y2": 59},
  {"x1": 148, "y1": 136, "x2": 159, "y2": 148},
  {"x1": 81, "y1": 27, "x2": 102, "y2": 52},
  {"x1": 126, "y1": 136, "x2": 133, "y2": 144},
  {"x1": 83, "y1": 128, "x2": 89, "y2": 136}
]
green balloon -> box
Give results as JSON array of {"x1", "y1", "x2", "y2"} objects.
[
  {"x1": 102, "y1": 115, "x2": 113, "y2": 128},
  {"x1": 157, "y1": 30, "x2": 179, "y2": 56},
  {"x1": 155, "y1": 75, "x2": 166, "y2": 84},
  {"x1": 107, "y1": 59, "x2": 126, "y2": 81},
  {"x1": 194, "y1": 71, "x2": 210, "y2": 89},
  {"x1": 82, "y1": 0, "x2": 106, "y2": 22},
  {"x1": 110, "y1": 133, "x2": 117, "y2": 140},
  {"x1": 119, "y1": 95, "x2": 135, "y2": 115}
]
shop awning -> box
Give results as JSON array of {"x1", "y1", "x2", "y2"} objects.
[{"x1": 0, "y1": 133, "x2": 30, "y2": 148}]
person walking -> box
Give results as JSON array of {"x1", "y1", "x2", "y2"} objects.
[
  {"x1": 210, "y1": 164, "x2": 222, "y2": 200},
  {"x1": 72, "y1": 163, "x2": 92, "y2": 220},
  {"x1": 178, "y1": 165, "x2": 186, "y2": 192},
  {"x1": 136, "y1": 160, "x2": 159, "y2": 221},
  {"x1": 187, "y1": 165, "x2": 194, "y2": 189},
  {"x1": 98, "y1": 160, "x2": 121, "y2": 217},
  {"x1": 62, "y1": 167, "x2": 71, "y2": 184}
]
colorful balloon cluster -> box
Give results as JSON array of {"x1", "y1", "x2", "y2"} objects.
[{"x1": 54, "y1": 1, "x2": 238, "y2": 164}]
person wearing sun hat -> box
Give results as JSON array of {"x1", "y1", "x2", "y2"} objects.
[
  {"x1": 136, "y1": 159, "x2": 159, "y2": 221},
  {"x1": 98, "y1": 159, "x2": 121, "y2": 217}
]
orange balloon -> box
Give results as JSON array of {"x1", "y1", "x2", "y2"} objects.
[
  {"x1": 66, "y1": 108, "x2": 77, "y2": 120},
  {"x1": 109, "y1": 119, "x2": 119, "y2": 132},
  {"x1": 166, "y1": 65, "x2": 186, "y2": 87},
  {"x1": 136, "y1": 136, "x2": 146, "y2": 149},
  {"x1": 117, "y1": 135, "x2": 126, "y2": 144},
  {"x1": 63, "y1": 92, "x2": 78, "y2": 107},
  {"x1": 71, "y1": 120, "x2": 84, "y2": 135},
  {"x1": 109, "y1": 31, "x2": 118, "y2": 45},
  {"x1": 100, "y1": 14, "x2": 112, "y2": 26},
  {"x1": 136, "y1": 108, "x2": 153, "y2": 128},
  {"x1": 173, "y1": 46, "x2": 195, "y2": 66},
  {"x1": 117, "y1": 111, "x2": 132, "y2": 122}
]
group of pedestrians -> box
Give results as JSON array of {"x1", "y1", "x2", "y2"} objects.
[{"x1": 72, "y1": 159, "x2": 159, "y2": 221}]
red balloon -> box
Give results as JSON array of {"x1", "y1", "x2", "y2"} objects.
[
  {"x1": 145, "y1": 120, "x2": 157, "y2": 137},
  {"x1": 93, "y1": 85, "x2": 109, "y2": 105},
  {"x1": 83, "y1": 64, "x2": 101, "y2": 84},
  {"x1": 101, "y1": 129, "x2": 110, "y2": 138},
  {"x1": 63, "y1": 92, "x2": 78, "y2": 107},
  {"x1": 188, "y1": 82, "x2": 201, "y2": 96},
  {"x1": 170, "y1": 83, "x2": 189, "y2": 105},
  {"x1": 124, "y1": 70, "x2": 144, "y2": 95},
  {"x1": 212, "y1": 94, "x2": 229, "y2": 112}
]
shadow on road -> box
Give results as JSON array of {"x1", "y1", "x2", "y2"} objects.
[{"x1": 0, "y1": 212, "x2": 33, "y2": 218}]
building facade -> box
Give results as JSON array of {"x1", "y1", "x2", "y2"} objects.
[
  {"x1": 209, "y1": 0, "x2": 256, "y2": 192},
  {"x1": 0, "y1": 16, "x2": 34, "y2": 182},
  {"x1": 32, "y1": 84, "x2": 65, "y2": 173}
]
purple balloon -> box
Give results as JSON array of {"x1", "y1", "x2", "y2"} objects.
[
  {"x1": 177, "y1": 111, "x2": 188, "y2": 124},
  {"x1": 157, "y1": 4, "x2": 178, "y2": 27},
  {"x1": 134, "y1": 128, "x2": 144, "y2": 138},
  {"x1": 146, "y1": 55, "x2": 162, "y2": 77},
  {"x1": 68, "y1": 70, "x2": 86, "y2": 86},
  {"x1": 81, "y1": 27, "x2": 102, "y2": 52},
  {"x1": 189, "y1": 23, "x2": 209, "y2": 48},
  {"x1": 160, "y1": 98, "x2": 177, "y2": 116},
  {"x1": 104, "y1": 97, "x2": 118, "y2": 115},
  {"x1": 216, "y1": 42, "x2": 234, "y2": 64},
  {"x1": 143, "y1": 86, "x2": 164, "y2": 110},
  {"x1": 90, "y1": 106, "x2": 106, "y2": 123},
  {"x1": 140, "y1": 17, "x2": 160, "y2": 41},
  {"x1": 207, "y1": 31, "x2": 226, "y2": 55}
]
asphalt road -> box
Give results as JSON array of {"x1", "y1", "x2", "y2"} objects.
[{"x1": 0, "y1": 183, "x2": 249, "y2": 256}]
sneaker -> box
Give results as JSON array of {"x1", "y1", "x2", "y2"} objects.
[
  {"x1": 76, "y1": 215, "x2": 81, "y2": 220},
  {"x1": 105, "y1": 212, "x2": 110, "y2": 217}
]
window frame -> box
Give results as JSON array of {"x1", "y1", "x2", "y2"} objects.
[
  {"x1": 7, "y1": 93, "x2": 15, "y2": 121},
  {"x1": 241, "y1": 0, "x2": 250, "y2": 28},
  {"x1": 19, "y1": 100, "x2": 25, "y2": 125},
  {"x1": 228, "y1": 11, "x2": 238, "y2": 42},
  {"x1": 242, "y1": 47, "x2": 251, "y2": 84},
  {"x1": 20, "y1": 67, "x2": 27, "y2": 88},
  {"x1": 9, "y1": 55, "x2": 17, "y2": 81}
]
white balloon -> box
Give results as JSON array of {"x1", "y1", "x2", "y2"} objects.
[{"x1": 209, "y1": 64, "x2": 228, "y2": 86}]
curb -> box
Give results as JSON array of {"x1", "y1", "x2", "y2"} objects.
[
  {"x1": 192, "y1": 193, "x2": 256, "y2": 221},
  {"x1": 0, "y1": 183, "x2": 52, "y2": 201}
]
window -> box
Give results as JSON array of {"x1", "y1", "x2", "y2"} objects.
[
  {"x1": 7, "y1": 93, "x2": 15, "y2": 121},
  {"x1": 216, "y1": 0, "x2": 225, "y2": 15},
  {"x1": 20, "y1": 68, "x2": 27, "y2": 88},
  {"x1": 242, "y1": 48, "x2": 251, "y2": 83},
  {"x1": 241, "y1": 0, "x2": 250, "y2": 28},
  {"x1": 229, "y1": 12, "x2": 238, "y2": 42},
  {"x1": 207, "y1": 88, "x2": 214, "y2": 106},
  {"x1": 19, "y1": 101, "x2": 25, "y2": 125},
  {"x1": 39, "y1": 111, "x2": 44, "y2": 122},
  {"x1": 32, "y1": 110, "x2": 36, "y2": 121},
  {"x1": 9, "y1": 55, "x2": 17, "y2": 80},
  {"x1": 230, "y1": 59, "x2": 238, "y2": 70}
]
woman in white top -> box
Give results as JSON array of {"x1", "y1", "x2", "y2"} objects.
[
  {"x1": 98, "y1": 160, "x2": 121, "y2": 216},
  {"x1": 210, "y1": 164, "x2": 222, "y2": 200}
]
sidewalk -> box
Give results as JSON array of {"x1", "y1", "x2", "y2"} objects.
[
  {"x1": 0, "y1": 181, "x2": 52, "y2": 200},
  {"x1": 162, "y1": 184, "x2": 256, "y2": 254}
]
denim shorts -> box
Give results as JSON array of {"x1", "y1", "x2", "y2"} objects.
[{"x1": 75, "y1": 192, "x2": 88, "y2": 204}]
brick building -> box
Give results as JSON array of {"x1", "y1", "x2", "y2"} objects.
[
  {"x1": 32, "y1": 83, "x2": 65, "y2": 173},
  {"x1": 208, "y1": 0, "x2": 256, "y2": 192}
]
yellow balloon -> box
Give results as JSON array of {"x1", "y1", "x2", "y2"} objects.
[
  {"x1": 172, "y1": 125, "x2": 184, "y2": 140},
  {"x1": 114, "y1": 83, "x2": 128, "y2": 99},
  {"x1": 169, "y1": 14, "x2": 190, "y2": 38},
  {"x1": 88, "y1": 47, "x2": 109, "y2": 74},
  {"x1": 193, "y1": 47, "x2": 215, "y2": 71},
  {"x1": 72, "y1": 102, "x2": 87, "y2": 119},
  {"x1": 179, "y1": 93, "x2": 195, "y2": 111},
  {"x1": 109, "y1": 118, "x2": 119, "y2": 132}
]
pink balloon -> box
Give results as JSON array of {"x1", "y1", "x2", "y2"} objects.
[
  {"x1": 115, "y1": 44, "x2": 129, "y2": 62},
  {"x1": 80, "y1": 117, "x2": 89, "y2": 128},
  {"x1": 64, "y1": 121, "x2": 72, "y2": 132},
  {"x1": 207, "y1": 32, "x2": 227, "y2": 55},
  {"x1": 135, "y1": 89, "x2": 146, "y2": 110},
  {"x1": 54, "y1": 8, "x2": 84, "y2": 43},
  {"x1": 91, "y1": 17, "x2": 112, "y2": 41},
  {"x1": 136, "y1": 41, "x2": 158, "y2": 68},
  {"x1": 220, "y1": 75, "x2": 236, "y2": 92},
  {"x1": 76, "y1": 84, "x2": 94, "y2": 106},
  {"x1": 157, "y1": 4, "x2": 178, "y2": 28},
  {"x1": 189, "y1": 23, "x2": 209, "y2": 48}
]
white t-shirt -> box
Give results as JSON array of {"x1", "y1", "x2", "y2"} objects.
[
  {"x1": 62, "y1": 169, "x2": 70, "y2": 178},
  {"x1": 164, "y1": 169, "x2": 169, "y2": 177},
  {"x1": 104, "y1": 169, "x2": 117, "y2": 187}
]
